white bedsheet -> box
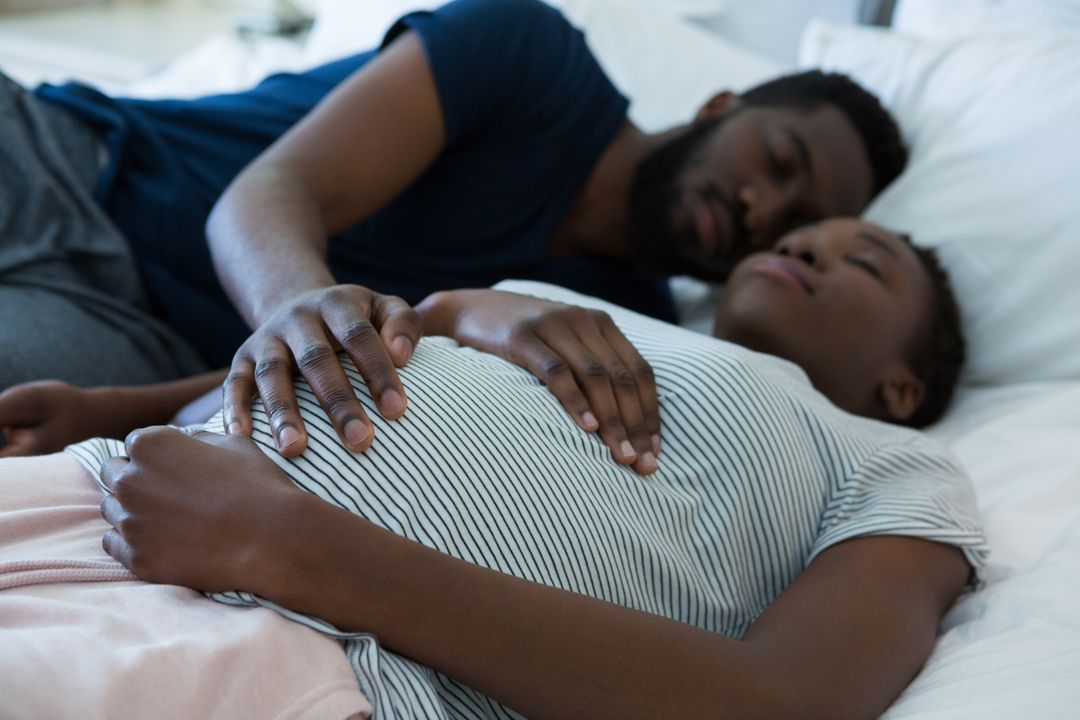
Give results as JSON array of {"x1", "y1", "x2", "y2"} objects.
[{"x1": 886, "y1": 383, "x2": 1080, "y2": 718}]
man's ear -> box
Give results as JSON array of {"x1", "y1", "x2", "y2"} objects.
[
  {"x1": 877, "y1": 364, "x2": 926, "y2": 424},
  {"x1": 695, "y1": 90, "x2": 742, "y2": 122}
]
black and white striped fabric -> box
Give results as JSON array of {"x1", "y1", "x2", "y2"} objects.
[{"x1": 69, "y1": 280, "x2": 988, "y2": 719}]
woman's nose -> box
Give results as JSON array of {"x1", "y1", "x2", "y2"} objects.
[{"x1": 775, "y1": 228, "x2": 826, "y2": 269}]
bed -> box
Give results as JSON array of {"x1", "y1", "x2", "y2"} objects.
[{"x1": 2, "y1": 0, "x2": 1079, "y2": 717}]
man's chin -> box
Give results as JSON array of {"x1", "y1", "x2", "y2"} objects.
[
  {"x1": 661, "y1": 249, "x2": 732, "y2": 281},
  {"x1": 629, "y1": 232, "x2": 731, "y2": 280}
]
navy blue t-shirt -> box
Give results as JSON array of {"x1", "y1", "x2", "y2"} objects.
[{"x1": 36, "y1": 0, "x2": 674, "y2": 367}]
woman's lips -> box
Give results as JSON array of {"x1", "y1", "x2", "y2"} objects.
[{"x1": 749, "y1": 256, "x2": 814, "y2": 294}]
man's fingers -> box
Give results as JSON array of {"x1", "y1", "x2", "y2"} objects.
[
  {"x1": 600, "y1": 320, "x2": 661, "y2": 456},
  {"x1": 372, "y1": 294, "x2": 423, "y2": 368},
  {"x1": 516, "y1": 336, "x2": 598, "y2": 433},
  {"x1": 222, "y1": 357, "x2": 256, "y2": 437},
  {"x1": 251, "y1": 339, "x2": 308, "y2": 458},
  {"x1": 537, "y1": 325, "x2": 639, "y2": 468},
  {"x1": 325, "y1": 310, "x2": 407, "y2": 422},
  {"x1": 575, "y1": 323, "x2": 656, "y2": 475},
  {"x1": 285, "y1": 326, "x2": 374, "y2": 453}
]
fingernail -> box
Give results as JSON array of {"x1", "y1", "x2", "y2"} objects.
[
  {"x1": 278, "y1": 425, "x2": 302, "y2": 450},
  {"x1": 227, "y1": 420, "x2": 243, "y2": 435},
  {"x1": 642, "y1": 452, "x2": 658, "y2": 473},
  {"x1": 381, "y1": 389, "x2": 405, "y2": 417},
  {"x1": 344, "y1": 419, "x2": 372, "y2": 447},
  {"x1": 392, "y1": 336, "x2": 413, "y2": 363},
  {"x1": 620, "y1": 440, "x2": 636, "y2": 460},
  {"x1": 652, "y1": 434, "x2": 661, "y2": 455},
  {"x1": 582, "y1": 412, "x2": 599, "y2": 431}
]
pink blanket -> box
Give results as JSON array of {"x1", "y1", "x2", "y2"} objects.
[{"x1": 0, "y1": 453, "x2": 372, "y2": 719}]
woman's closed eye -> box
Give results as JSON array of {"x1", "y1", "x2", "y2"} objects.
[{"x1": 845, "y1": 256, "x2": 884, "y2": 279}]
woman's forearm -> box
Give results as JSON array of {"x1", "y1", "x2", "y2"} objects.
[
  {"x1": 259, "y1": 495, "x2": 777, "y2": 720},
  {"x1": 88, "y1": 369, "x2": 228, "y2": 439},
  {"x1": 207, "y1": 165, "x2": 337, "y2": 328}
]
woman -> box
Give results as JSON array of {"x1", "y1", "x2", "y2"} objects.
[{"x1": 3, "y1": 219, "x2": 984, "y2": 719}]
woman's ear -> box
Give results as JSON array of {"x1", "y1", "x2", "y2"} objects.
[
  {"x1": 695, "y1": 91, "x2": 742, "y2": 122},
  {"x1": 877, "y1": 364, "x2": 926, "y2": 424}
]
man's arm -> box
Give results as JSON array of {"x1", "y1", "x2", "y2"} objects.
[
  {"x1": 101, "y1": 429, "x2": 970, "y2": 719},
  {"x1": 206, "y1": 31, "x2": 440, "y2": 457},
  {"x1": 207, "y1": 31, "x2": 446, "y2": 327}
]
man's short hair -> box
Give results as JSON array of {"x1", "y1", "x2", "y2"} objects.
[
  {"x1": 741, "y1": 70, "x2": 907, "y2": 196},
  {"x1": 901, "y1": 238, "x2": 966, "y2": 428}
]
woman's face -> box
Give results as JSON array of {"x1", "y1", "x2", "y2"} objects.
[{"x1": 712, "y1": 218, "x2": 934, "y2": 420}]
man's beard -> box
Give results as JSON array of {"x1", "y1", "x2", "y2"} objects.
[{"x1": 627, "y1": 114, "x2": 741, "y2": 282}]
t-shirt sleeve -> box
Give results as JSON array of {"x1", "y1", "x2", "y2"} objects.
[
  {"x1": 809, "y1": 434, "x2": 989, "y2": 582},
  {"x1": 381, "y1": 0, "x2": 628, "y2": 148}
]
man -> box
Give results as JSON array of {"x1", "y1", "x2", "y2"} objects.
[
  {"x1": 5, "y1": 0, "x2": 905, "y2": 465},
  {"x1": 65, "y1": 218, "x2": 983, "y2": 719}
]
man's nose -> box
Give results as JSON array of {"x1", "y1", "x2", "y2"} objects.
[{"x1": 737, "y1": 181, "x2": 817, "y2": 248}]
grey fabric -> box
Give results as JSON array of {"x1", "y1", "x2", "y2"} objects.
[{"x1": 0, "y1": 72, "x2": 208, "y2": 389}]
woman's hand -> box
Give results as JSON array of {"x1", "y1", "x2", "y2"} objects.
[
  {"x1": 0, "y1": 380, "x2": 97, "y2": 457},
  {"x1": 224, "y1": 284, "x2": 423, "y2": 459},
  {"x1": 99, "y1": 427, "x2": 303, "y2": 594},
  {"x1": 418, "y1": 290, "x2": 661, "y2": 475}
]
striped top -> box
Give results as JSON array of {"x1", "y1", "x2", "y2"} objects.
[{"x1": 70, "y1": 280, "x2": 988, "y2": 720}]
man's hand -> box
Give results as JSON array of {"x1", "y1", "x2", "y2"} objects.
[
  {"x1": 0, "y1": 380, "x2": 96, "y2": 457},
  {"x1": 420, "y1": 290, "x2": 661, "y2": 475},
  {"x1": 100, "y1": 427, "x2": 301, "y2": 594},
  {"x1": 224, "y1": 284, "x2": 423, "y2": 458}
]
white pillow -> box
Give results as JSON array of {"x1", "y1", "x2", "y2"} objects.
[
  {"x1": 638, "y1": 0, "x2": 726, "y2": 21},
  {"x1": 690, "y1": 0, "x2": 862, "y2": 64},
  {"x1": 895, "y1": 0, "x2": 1080, "y2": 40},
  {"x1": 800, "y1": 21, "x2": 1080, "y2": 386},
  {"x1": 561, "y1": 0, "x2": 789, "y2": 132}
]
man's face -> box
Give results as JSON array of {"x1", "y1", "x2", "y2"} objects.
[
  {"x1": 711, "y1": 218, "x2": 933, "y2": 420},
  {"x1": 628, "y1": 104, "x2": 875, "y2": 280}
]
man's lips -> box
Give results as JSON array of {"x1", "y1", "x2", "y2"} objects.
[
  {"x1": 749, "y1": 255, "x2": 814, "y2": 294},
  {"x1": 691, "y1": 192, "x2": 733, "y2": 258}
]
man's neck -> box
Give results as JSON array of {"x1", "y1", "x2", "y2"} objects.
[{"x1": 550, "y1": 120, "x2": 687, "y2": 260}]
